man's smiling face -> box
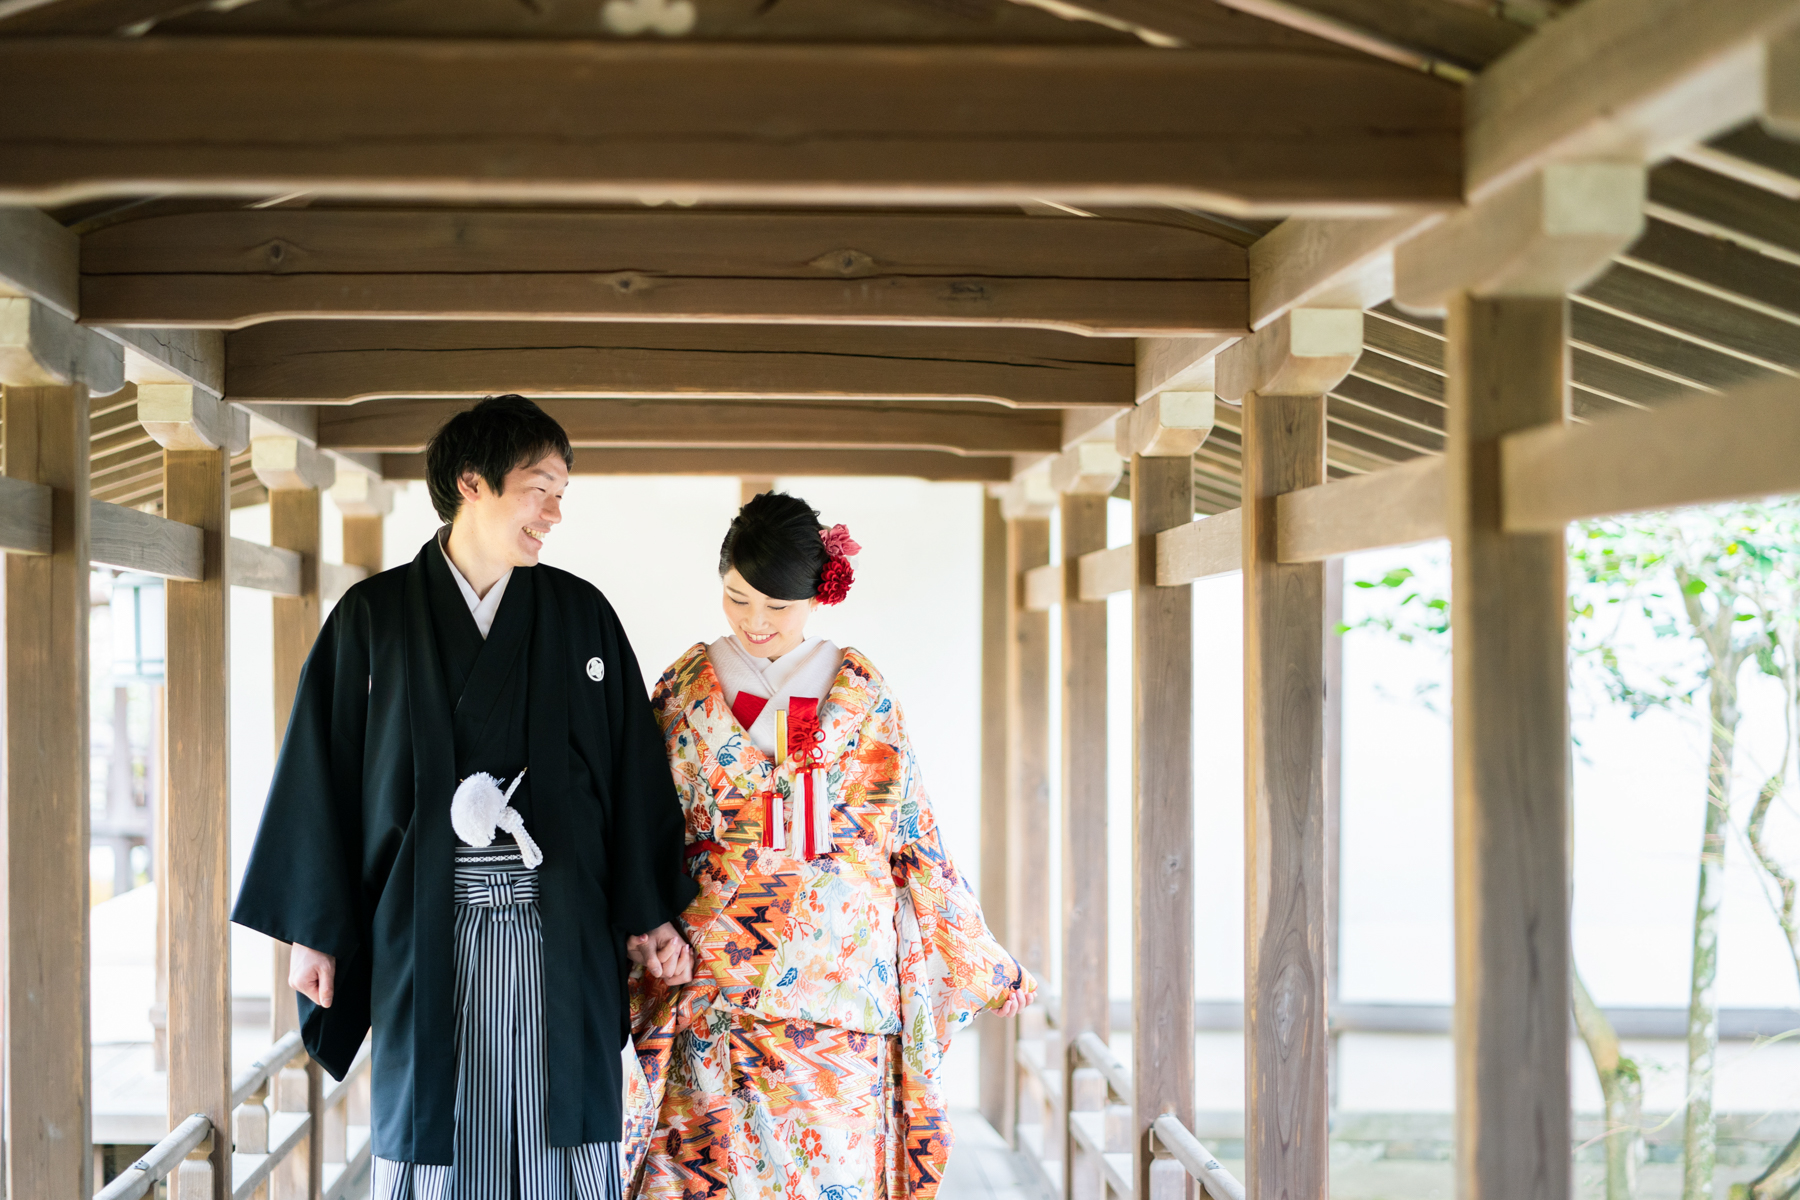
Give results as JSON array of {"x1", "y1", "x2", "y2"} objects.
[{"x1": 456, "y1": 451, "x2": 569, "y2": 568}]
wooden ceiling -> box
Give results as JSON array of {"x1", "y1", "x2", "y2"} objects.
[{"x1": 2, "y1": 0, "x2": 1793, "y2": 516}]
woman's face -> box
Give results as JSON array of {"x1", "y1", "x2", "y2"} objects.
[{"x1": 722, "y1": 567, "x2": 814, "y2": 660}]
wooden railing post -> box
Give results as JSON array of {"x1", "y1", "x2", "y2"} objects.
[
  {"x1": 1220, "y1": 310, "x2": 1362, "y2": 1200},
  {"x1": 1, "y1": 380, "x2": 95, "y2": 1198},
  {"x1": 164, "y1": 443, "x2": 234, "y2": 1200},
  {"x1": 978, "y1": 493, "x2": 1013, "y2": 1135},
  {"x1": 1003, "y1": 477, "x2": 1054, "y2": 1150},
  {"x1": 255, "y1": 435, "x2": 336, "y2": 1200},
  {"x1": 1395, "y1": 161, "x2": 1641, "y2": 1200},
  {"x1": 1051, "y1": 441, "x2": 1121, "y2": 1194},
  {"x1": 1130, "y1": 451, "x2": 1194, "y2": 1198}
]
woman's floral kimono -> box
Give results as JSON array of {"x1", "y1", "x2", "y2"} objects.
[{"x1": 624, "y1": 645, "x2": 1033, "y2": 1200}]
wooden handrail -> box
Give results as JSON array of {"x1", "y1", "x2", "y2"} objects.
[
  {"x1": 94, "y1": 1112, "x2": 211, "y2": 1200},
  {"x1": 1070, "y1": 1030, "x2": 1132, "y2": 1102},
  {"x1": 1152, "y1": 1114, "x2": 1246, "y2": 1200},
  {"x1": 230, "y1": 1030, "x2": 307, "y2": 1110}
]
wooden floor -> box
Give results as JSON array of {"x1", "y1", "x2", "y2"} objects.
[{"x1": 939, "y1": 1109, "x2": 1058, "y2": 1200}]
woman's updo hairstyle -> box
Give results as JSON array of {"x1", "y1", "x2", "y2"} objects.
[{"x1": 719, "y1": 492, "x2": 831, "y2": 601}]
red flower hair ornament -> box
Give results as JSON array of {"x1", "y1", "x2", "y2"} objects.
[{"x1": 815, "y1": 523, "x2": 861, "y2": 606}]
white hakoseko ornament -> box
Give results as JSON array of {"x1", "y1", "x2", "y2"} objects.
[{"x1": 450, "y1": 768, "x2": 543, "y2": 869}]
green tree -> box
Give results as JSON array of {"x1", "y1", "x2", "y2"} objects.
[{"x1": 1348, "y1": 498, "x2": 1800, "y2": 1200}]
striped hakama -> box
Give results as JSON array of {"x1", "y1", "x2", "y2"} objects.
[{"x1": 373, "y1": 845, "x2": 623, "y2": 1200}]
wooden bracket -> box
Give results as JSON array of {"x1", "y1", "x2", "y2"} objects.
[
  {"x1": 251, "y1": 436, "x2": 337, "y2": 492},
  {"x1": 0, "y1": 296, "x2": 124, "y2": 391},
  {"x1": 1050, "y1": 442, "x2": 1123, "y2": 496},
  {"x1": 998, "y1": 472, "x2": 1057, "y2": 521},
  {"x1": 329, "y1": 471, "x2": 396, "y2": 518},
  {"x1": 1118, "y1": 390, "x2": 1214, "y2": 458},
  {"x1": 1216, "y1": 308, "x2": 1362, "y2": 401},
  {"x1": 137, "y1": 382, "x2": 250, "y2": 453},
  {"x1": 1395, "y1": 163, "x2": 1644, "y2": 312}
]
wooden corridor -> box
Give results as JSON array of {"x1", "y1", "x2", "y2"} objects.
[{"x1": 2, "y1": 0, "x2": 1800, "y2": 1196}]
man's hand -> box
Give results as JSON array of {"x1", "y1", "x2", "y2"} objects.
[
  {"x1": 627, "y1": 922, "x2": 694, "y2": 986},
  {"x1": 995, "y1": 988, "x2": 1031, "y2": 1019},
  {"x1": 289, "y1": 944, "x2": 336, "y2": 1009}
]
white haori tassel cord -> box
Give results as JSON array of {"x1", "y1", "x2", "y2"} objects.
[{"x1": 450, "y1": 768, "x2": 543, "y2": 869}]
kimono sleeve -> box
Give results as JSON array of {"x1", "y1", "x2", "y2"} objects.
[
  {"x1": 597, "y1": 597, "x2": 699, "y2": 935},
  {"x1": 231, "y1": 594, "x2": 374, "y2": 1073},
  {"x1": 882, "y1": 693, "x2": 1036, "y2": 1053}
]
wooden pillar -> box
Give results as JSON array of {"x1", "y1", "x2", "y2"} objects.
[
  {"x1": 256, "y1": 435, "x2": 334, "y2": 1200},
  {"x1": 1006, "y1": 496, "x2": 1053, "y2": 1144},
  {"x1": 977, "y1": 494, "x2": 1012, "y2": 1133},
  {"x1": 1446, "y1": 295, "x2": 1572, "y2": 1200},
  {"x1": 2, "y1": 382, "x2": 94, "y2": 1198},
  {"x1": 1051, "y1": 439, "x2": 1120, "y2": 1194},
  {"x1": 1394, "y1": 162, "x2": 1639, "y2": 1200},
  {"x1": 1130, "y1": 453, "x2": 1194, "y2": 1197},
  {"x1": 1323, "y1": 558, "x2": 1345, "y2": 1110},
  {"x1": 1220, "y1": 310, "x2": 1363, "y2": 1200},
  {"x1": 332, "y1": 470, "x2": 393, "y2": 577},
  {"x1": 739, "y1": 477, "x2": 775, "y2": 508},
  {"x1": 165, "y1": 445, "x2": 234, "y2": 1199},
  {"x1": 1242, "y1": 389, "x2": 1329, "y2": 1200}
]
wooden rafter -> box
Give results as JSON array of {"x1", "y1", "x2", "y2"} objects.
[
  {"x1": 78, "y1": 207, "x2": 1248, "y2": 336},
  {"x1": 315, "y1": 397, "x2": 1066, "y2": 456},
  {"x1": 0, "y1": 40, "x2": 1460, "y2": 215},
  {"x1": 223, "y1": 321, "x2": 1137, "y2": 408}
]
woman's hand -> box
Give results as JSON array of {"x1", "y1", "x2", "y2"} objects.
[
  {"x1": 289, "y1": 943, "x2": 336, "y2": 1008},
  {"x1": 628, "y1": 922, "x2": 695, "y2": 986},
  {"x1": 995, "y1": 987, "x2": 1031, "y2": 1019}
]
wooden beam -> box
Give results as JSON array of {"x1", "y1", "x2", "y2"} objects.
[
  {"x1": 1135, "y1": 335, "x2": 1232, "y2": 404},
  {"x1": 1276, "y1": 454, "x2": 1445, "y2": 562},
  {"x1": 1241, "y1": 382, "x2": 1329, "y2": 1200},
  {"x1": 1248, "y1": 211, "x2": 1442, "y2": 330},
  {"x1": 108, "y1": 327, "x2": 226, "y2": 398},
  {"x1": 1130, "y1": 453, "x2": 1194, "y2": 1197},
  {"x1": 227, "y1": 538, "x2": 302, "y2": 596},
  {"x1": 227, "y1": 321, "x2": 1134, "y2": 409},
  {"x1": 978, "y1": 495, "x2": 1013, "y2": 1136},
  {"x1": 1465, "y1": 0, "x2": 1800, "y2": 203},
  {"x1": 1445, "y1": 294, "x2": 1572, "y2": 1200},
  {"x1": 2, "y1": 382, "x2": 93, "y2": 1198},
  {"x1": 78, "y1": 208, "x2": 1249, "y2": 337},
  {"x1": 0, "y1": 296, "x2": 122, "y2": 392},
  {"x1": 164, "y1": 443, "x2": 234, "y2": 1198},
  {"x1": 320, "y1": 560, "x2": 369, "y2": 604},
  {"x1": 0, "y1": 41, "x2": 1462, "y2": 215},
  {"x1": 0, "y1": 205, "x2": 78, "y2": 318},
  {"x1": 1155, "y1": 506, "x2": 1242, "y2": 586},
  {"x1": 90, "y1": 499, "x2": 204, "y2": 581},
  {"x1": 1217, "y1": 308, "x2": 1363, "y2": 401},
  {"x1": 1059, "y1": 490, "x2": 1109, "y2": 1198},
  {"x1": 1396, "y1": 163, "x2": 1645, "y2": 312},
  {"x1": 380, "y1": 447, "x2": 1015, "y2": 483},
  {"x1": 1502, "y1": 376, "x2": 1800, "y2": 531},
  {"x1": 1022, "y1": 563, "x2": 1063, "y2": 614},
  {"x1": 1769, "y1": 25, "x2": 1800, "y2": 139},
  {"x1": 1076, "y1": 545, "x2": 1133, "y2": 602},
  {"x1": 0, "y1": 473, "x2": 52, "y2": 554},
  {"x1": 317, "y1": 396, "x2": 1065, "y2": 456}
]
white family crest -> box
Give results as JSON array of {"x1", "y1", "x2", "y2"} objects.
[{"x1": 585, "y1": 656, "x2": 606, "y2": 682}]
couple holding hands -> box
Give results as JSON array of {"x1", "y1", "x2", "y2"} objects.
[{"x1": 233, "y1": 395, "x2": 1034, "y2": 1200}]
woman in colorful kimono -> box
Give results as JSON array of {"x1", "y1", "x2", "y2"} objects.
[{"x1": 624, "y1": 492, "x2": 1035, "y2": 1200}]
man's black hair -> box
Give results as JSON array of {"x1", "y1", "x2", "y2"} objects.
[
  {"x1": 719, "y1": 491, "x2": 829, "y2": 600},
  {"x1": 423, "y1": 394, "x2": 575, "y2": 523}
]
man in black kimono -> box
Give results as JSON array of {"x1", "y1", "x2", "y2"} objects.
[{"x1": 233, "y1": 394, "x2": 697, "y2": 1200}]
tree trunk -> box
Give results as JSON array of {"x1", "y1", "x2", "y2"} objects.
[
  {"x1": 1683, "y1": 658, "x2": 1741, "y2": 1200},
  {"x1": 1731, "y1": 1125, "x2": 1800, "y2": 1200},
  {"x1": 1575, "y1": 969, "x2": 1644, "y2": 1200}
]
